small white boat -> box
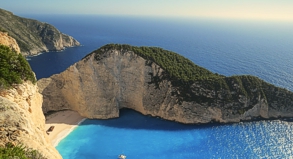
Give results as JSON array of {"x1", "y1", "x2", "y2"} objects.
[{"x1": 118, "y1": 154, "x2": 126, "y2": 159}]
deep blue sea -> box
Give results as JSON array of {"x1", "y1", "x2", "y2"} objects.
[{"x1": 24, "y1": 14, "x2": 293, "y2": 158}]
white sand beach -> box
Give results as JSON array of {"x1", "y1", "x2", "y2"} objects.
[{"x1": 45, "y1": 110, "x2": 85, "y2": 147}]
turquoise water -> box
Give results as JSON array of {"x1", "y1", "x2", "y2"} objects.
[
  {"x1": 57, "y1": 109, "x2": 293, "y2": 158},
  {"x1": 24, "y1": 15, "x2": 293, "y2": 158}
]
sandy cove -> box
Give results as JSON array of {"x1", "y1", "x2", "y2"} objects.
[{"x1": 45, "y1": 110, "x2": 85, "y2": 147}]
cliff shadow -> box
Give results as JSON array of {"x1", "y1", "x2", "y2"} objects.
[
  {"x1": 78, "y1": 108, "x2": 226, "y2": 131},
  {"x1": 45, "y1": 109, "x2": 85, "y2": 126}
]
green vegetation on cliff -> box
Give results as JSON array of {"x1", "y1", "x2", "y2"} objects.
[
  {"x1": 0, "y1": 143, "x2": 44, "y2": 159},
  {"x1": 40, "y1": 44, "x2": 293, "y2": 123},
  {"x1": 92, "y1": 44, "x2": 220, "y2": 81},
  {"x1": 0, "y1": 8, "x2": 80, "y2": 55},
  {"x1": 0, "y1": 45, "x2": 36, "y2": 89},
  {"x1": 91, "y1": 44, "x2": 282, "y2": 104},
  {"x1": 0, "y1": 27, "x2": 8, "y2": 33}
]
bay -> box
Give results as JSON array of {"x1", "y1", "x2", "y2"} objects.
[{"x1": 24, "y1": 14, "x2": 293, "y2": 158}]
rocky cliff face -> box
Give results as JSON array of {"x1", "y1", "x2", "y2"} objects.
[
  {"x1": 0, "y1": 82, "x2": 61, "y2": 159},
  {"x1": 38, "y1": 45, "x2": 293, "y2": 124},
  {"x1": 0, "y1": 31, "x2": 20, "y2": 53},
  {"x1": 0, "y1": 8, "x2": 80, "y2": 56}
]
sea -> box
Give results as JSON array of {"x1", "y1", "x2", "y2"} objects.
[{"x1": 23, "y1": 14, "x2": 293, "y2": 158}]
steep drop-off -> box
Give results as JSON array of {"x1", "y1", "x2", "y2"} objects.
[
  {"x1": 0, "y1": 82, "x2": 61, "y2": 159},
  {"x1": 38, "y1": 44, "x2": 293, "y2": 124},
  {"x1": 0, "y1": 43, "x2": 61, "y2": 158},
  {"x1": 0, "y1": 8, "x2": 80, "y2": 55}
]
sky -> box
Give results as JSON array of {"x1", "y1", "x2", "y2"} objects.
[{"x1": 1, "y1": 0, "x2": 293, "y2": 21}]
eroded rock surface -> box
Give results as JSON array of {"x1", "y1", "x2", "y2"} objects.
[
  {"x1": 0, "y1": 31, "x2": 20, "y2": 53},
  {"x1": 0, "y1": 82, "x2": 61, "y2": 159},
  {"x1": 38, "y1": 45, "x2": 293, "y2": 124}
]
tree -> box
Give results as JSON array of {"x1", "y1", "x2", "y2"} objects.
[{"x1": 0, "y1": 44, "x2": 36, "y2": 89}]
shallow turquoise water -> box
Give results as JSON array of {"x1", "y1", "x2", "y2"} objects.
[{"x1": 56, "y1": 109, "x2": 293, "y2": 158}]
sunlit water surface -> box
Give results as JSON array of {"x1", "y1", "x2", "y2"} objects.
[
  {"x1": 24, "y1": 15, "x2": 293, "y2": 158},
  {"x1": 56, "y1": 109, "x2": 293, "y2": 158}
]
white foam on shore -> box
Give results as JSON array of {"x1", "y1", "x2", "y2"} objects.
[{"x1": 53, "y1": 118, "x2": 87, "y2": 147}]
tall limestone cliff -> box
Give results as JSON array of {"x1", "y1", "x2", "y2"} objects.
[
  {"x1": 38, "y1": 44, "x2": 293, "y2": 124},
  {"x1": 0, "y1": 8, "x2": 80, "y2": 56},
  {"x1": 0, "y1": 82, "x2": 62, "y2": 159},
  {"x1": 0, "y1": 44, "x2": 61, "y2": 158},
  {"x1": 0, "y1": 31, "x2": 20, "y2": 53}
]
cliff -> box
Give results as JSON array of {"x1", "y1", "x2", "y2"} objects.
[
  {"x1": 0, "y1": 8, "x2": 80, "y2": 56},
  {"x1": 0, "y1": 82, "x2": 62, "y2": 159},
  {"x1": 0, "y1": 31, "x2": 20, "y2": 53},
  {"x1": 38, "y1": 44, "x2": 293, "y2": 124},
  {"x1": 0, "y1": 44, "x2": 61, "y2": 158}
]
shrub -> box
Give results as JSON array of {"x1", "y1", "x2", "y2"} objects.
[
  {"x1": 0, "y1": 143, "x2": 45, "y2": 159},
  {"x1": 0, "y1": 44, "x2": 36, "y2": 89}
]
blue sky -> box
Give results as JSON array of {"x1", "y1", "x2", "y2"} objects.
[{"x1": 1, "y1": 0, "x2": 293, "y2": 21}]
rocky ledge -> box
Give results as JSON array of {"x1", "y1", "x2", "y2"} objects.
[
  {"x1": 38, "y1": 44, "x2": 293, "y2": 124},
  {"x1": 0, "y1": 8, "x2": 80, "y2": 56}
]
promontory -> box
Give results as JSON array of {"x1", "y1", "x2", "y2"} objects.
[
  {"x1": 0, "y1": 8, "x2": 80, "y2": 56},
  {"x1": 38, "y1": 44, "x2": 293, "y2": 124}
]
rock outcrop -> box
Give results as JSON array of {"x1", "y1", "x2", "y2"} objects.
[
  {"x1": 0, "y1": 82, "x2": 62, "y2": 159},
  {"x1": 0, "y1": 8, "x2": 80, "y2": 56},
  {"x1": 0, "y1": 31, "x2": 20, "y2": 53},
  {"x1": 38, "y1": 44, "x2": 293, "y2": 124},
  {"x1": 0, "y1": 40, "x2": 61, "y2": 158}
]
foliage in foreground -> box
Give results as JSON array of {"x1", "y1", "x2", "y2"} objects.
[
  {"x1": 0, "y1": 143, "x2": 45, "y2": 159},
  {"x1": 0, "y1": 44, "x2": 36, "y2": 89}
]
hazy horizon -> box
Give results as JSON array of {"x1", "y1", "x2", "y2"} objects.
[{"x1": 2, "y1": 0, "x2": 293, "y2": 22}]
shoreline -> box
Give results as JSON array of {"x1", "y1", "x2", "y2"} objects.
[
  {"x1": 52, "y1": 118, "x2": 86, "y2": 147},
  {"x1": 26, "y1": 45, "x2": 83, "y2": 58},
  {"x1": 45, "y1": 110, "x2": 85, "y2": 147}
]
